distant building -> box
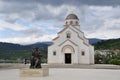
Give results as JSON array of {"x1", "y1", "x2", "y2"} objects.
[
  {"x1": 95, "y1": 50, "x2": 120, "y2": 55},
  {"x1": 48, "y1": 13, "x2": 94, "y2": 64}
]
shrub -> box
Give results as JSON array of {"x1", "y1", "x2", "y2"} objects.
[{"x1": 109, "y1": 59, "x2": 120, "y2": 65}]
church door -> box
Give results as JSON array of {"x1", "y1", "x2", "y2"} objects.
[{"x1": 65, "y1": 53, "x2": 71, "y2": 64}]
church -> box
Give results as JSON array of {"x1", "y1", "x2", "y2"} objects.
[{"x1": 48, "y1": 13, "x2": 94, "y2": 64}]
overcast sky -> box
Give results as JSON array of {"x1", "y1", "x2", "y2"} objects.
[{"x1": 0, "y1": 0, "x2": 120, "y2": 44}]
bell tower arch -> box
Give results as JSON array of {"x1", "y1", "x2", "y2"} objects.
[{"x1": 65, "y1": 13, "x2": 80, "y2": 30}]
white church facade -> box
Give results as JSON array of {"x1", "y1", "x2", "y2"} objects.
[{"x1": 48, "y1": 13, "x2": 94, "y2": 64}]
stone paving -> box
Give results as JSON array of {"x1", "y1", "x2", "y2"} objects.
[
  {"x1": 0, "y1": 63, "x2": 120, "y2": 69},
  {"x1": 0, "y1": 68, "x2": 120, "y2": 80},
  {"x1": 0, "y1": 64, "x2": 120, "y2": 80}
]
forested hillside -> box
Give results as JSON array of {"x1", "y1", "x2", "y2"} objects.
[
  {"x1": 94, "y1": 38, "x2": 120, "y2": 50},
  {"x1": 0, "y1": 42, "x2": 52, "y2": 50},
  {"x1": 0, "y1": 42, "x2": 49, "y2": 63},
  {"x1": 0, "y1": 38, "x2": 120, "y2": 63}
]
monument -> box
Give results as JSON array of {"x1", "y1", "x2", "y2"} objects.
[
  {"x1": 30, "y1": 47, "x2": 42, "y2": 68},
  {"x1": 20, "y1": 47, "x2": 49, "y2": 77}
]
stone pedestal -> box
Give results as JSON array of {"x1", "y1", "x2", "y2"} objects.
[{"x1": 20, "y1": 68, "x2": 49, "y2": 77}]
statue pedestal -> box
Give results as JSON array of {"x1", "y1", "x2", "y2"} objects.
[{"x1": 20, "y1": 68, "x2": 49, "y2": 77}]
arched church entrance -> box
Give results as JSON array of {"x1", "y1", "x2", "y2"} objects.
[
  {"x1": 62, "y1": 45, "x2": 75, "y2": 64},
  {"x1": 65, "y1": 53, "x2": 71, "y2": 64}
]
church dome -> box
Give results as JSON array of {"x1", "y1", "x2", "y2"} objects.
[{"x1": 66, "y1": 13, "x2": 79, "y2": 20}]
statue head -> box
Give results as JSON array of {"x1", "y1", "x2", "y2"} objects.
[{"x1": 35, "y1": 47, "x2": 39, "y2": 51}]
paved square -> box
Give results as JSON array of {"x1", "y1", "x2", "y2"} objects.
[{"x1": 0, "y1": 68, "x2": 120, "y2": 80}]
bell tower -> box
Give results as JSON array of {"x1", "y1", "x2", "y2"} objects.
[{"x1": 65, "y1": 13, "x2": 80, "y2": 30}]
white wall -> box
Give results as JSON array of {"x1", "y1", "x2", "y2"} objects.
[{"x1": 48, "y1": 25, "x2": 94, "y2": 64}]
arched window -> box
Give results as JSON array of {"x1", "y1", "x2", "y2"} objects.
[
  {"x1": 81, "y1": 51, "x2": 85, "y2": 56},
  {"x1": 76, "y1": 21, "x2": 78, "y2": 25},
  {"x1": 66, "y1": 33, "x2": 71, "y2": 38},
  {"x1": 53, "y1": 51, "x2": 56, "y2": 56},
  {"x1": 70, "y1": 21, "x2": 73, "y2": 25}
]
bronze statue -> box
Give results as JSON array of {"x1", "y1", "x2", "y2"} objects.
[{"x1": 30, "y1": 47, "x2": 42, "y2": 68}]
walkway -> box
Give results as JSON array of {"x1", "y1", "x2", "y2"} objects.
[{"x1": 0, "y1": 68, "x2": 120, "y2": 80}]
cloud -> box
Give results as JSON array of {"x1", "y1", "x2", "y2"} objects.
[
  {"x1": 1, "y1": 0, "x2": 120, "y2": 6},
  {"x1": 1, "y1": 0, "x2": 120, "y2": 23},
  {"x1": 0, "y1": 0, "x2": 120, "y2": 44},
  {"x1": 0, "y1": 20, "x2": 27, "y2": 31},
  {"x1": 0, "y1": 1, "x2": 69, "y2": 23},
  {"x1": 80, "y1": 5, "x2": 120, "y2": 39},
  {"x1": 0, "y1": 34, "x2": 57, "y2": 45},
  {"x1": 20, "y1": 27, "x2": 44, "y2": 37}
]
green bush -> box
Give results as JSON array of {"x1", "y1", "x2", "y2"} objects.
[{"x1": 109, "y1": 59, "x2": 120, "y2": 65}]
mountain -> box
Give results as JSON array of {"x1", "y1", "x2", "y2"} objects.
[
  {"x1": 28, "y1": 42, "x2": 53, "y2": 47},
  {"x1": 0, "y1": 38, "x2": 119, "y2": 62},
  {"x1": 94, "y1": 38, "x2": 120, "y2": 50},
  {"x1": 0, "y1": 39, "x2": 102, "y2": 50},
  {"x1": 0, "y1": 38, "x2": 119, "y2": 50},
  {"x1": 0, "y1": 42, "x2": 53, "y2": 50},
  {"x1": 0, "y1": 42, "x2": 30, "y2": 50},
  {"x1": 89, "y1": 38, "x2": 102, "y2": 44}
]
